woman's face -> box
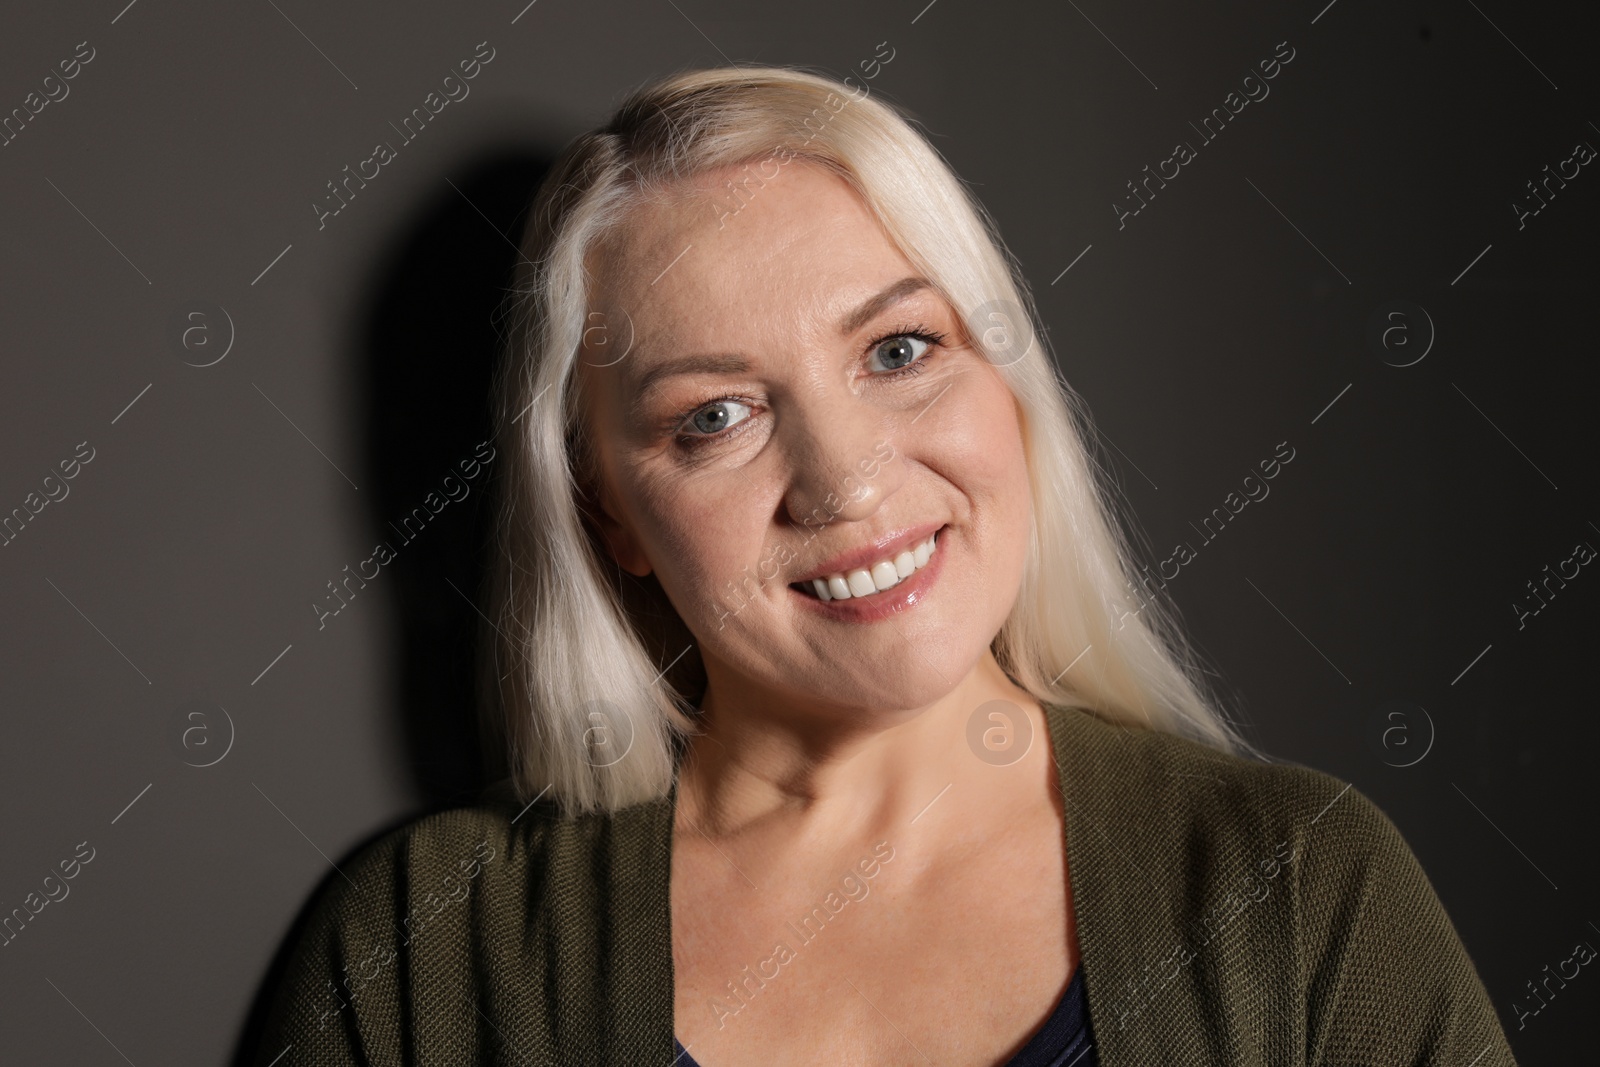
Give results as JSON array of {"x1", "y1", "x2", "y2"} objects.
[{"x1": 578, "y1": 160, "x2": 1034, "y2": 722}]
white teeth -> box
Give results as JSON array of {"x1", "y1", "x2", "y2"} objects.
[
  {"x1": 803, "y1": 530, "x2": 940, "y2": 601},
  {"x1": 846, "y1": 569, "x2": 876, "y2": 597}
]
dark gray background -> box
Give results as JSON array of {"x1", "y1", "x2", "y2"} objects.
[{"x1": 1, "y1": 0, "x2": 1594, "y2": 1062}]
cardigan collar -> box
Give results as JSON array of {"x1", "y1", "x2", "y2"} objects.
[{"x1": 628, "y1": 701, "x2": 1125, "y2": 1057}]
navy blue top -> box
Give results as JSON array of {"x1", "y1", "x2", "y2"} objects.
[{"x1": 673, "y1": 964, "x2": 1097, "y2": 1066}]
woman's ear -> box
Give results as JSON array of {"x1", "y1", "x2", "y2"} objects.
[{"x1": 581, "y1": 476, "x2": 652, "y2": 578}]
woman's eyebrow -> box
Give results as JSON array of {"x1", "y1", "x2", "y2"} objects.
[
  {"x1": 625, "y1": 276, "x2": 935, "y2": 408},
  {"x1": 837, "y1": 276, "x2": 933, "y2": 336},
  {"x1": 630, "y1": 354, "x2": 752, "y2": 408}
]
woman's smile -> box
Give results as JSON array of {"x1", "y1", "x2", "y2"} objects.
[{"x1": 788, "y1": 523, "x2": 948, "y2": 621}]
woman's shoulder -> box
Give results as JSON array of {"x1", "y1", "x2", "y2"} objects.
[
  {"x1": 269, "y1": 783, "x2": 675, "y2": 992},
  {"x1": 1046, "y1": 701, "x2": 1398, "y2": 869},
  {"x1": 250, "y1": 788, "x2": 676, "y2": 1065},
  {"x1": 1049, "y1": 703, "x2": 1515, "y2": 1062},
  {"x1": 1045, "y1": 701, "x2": 1453, "y2": 964},
  {"x1": 323, "y1": 783, "x2": 674, "y2": 912}
]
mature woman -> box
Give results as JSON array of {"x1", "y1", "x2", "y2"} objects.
[{"x1": 253, "y1": 66, "x2": 1517, "y2": 1065}]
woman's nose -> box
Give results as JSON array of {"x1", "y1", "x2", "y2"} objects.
[{"x1": 779, "y1": 396, "x2": 906, "y2": 531}]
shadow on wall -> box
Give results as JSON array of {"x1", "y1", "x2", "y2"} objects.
[
  {"x1": 355, "y1": 145, "x2": 556, "y2": 808},
  {"x1": 229, "y1": 145, "x2": 554, "y2": 1067}
]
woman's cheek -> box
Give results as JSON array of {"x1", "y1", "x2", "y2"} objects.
[
  {"x1": 918, "y1": 374, "x2": 1019, "y2": 488},
  {"x1": 650, "y1": 493, "x2": 767, "y2": 625},
  {"x1": 945, "y1": 377, "x2": 1033, "y2": 600}
]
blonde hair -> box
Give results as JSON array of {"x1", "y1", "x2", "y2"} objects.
[{"x1": 480, "y1": 64, "x2": 1255, "y2": 816}]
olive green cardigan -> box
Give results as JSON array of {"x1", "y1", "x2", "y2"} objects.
[{"x1": 251, "y1": 703, "x2": 1518, "y2": 1064}]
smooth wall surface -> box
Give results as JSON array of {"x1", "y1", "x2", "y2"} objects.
[{"x1": 0, "y1": 0, "x2": 1594, "y2": 1062}]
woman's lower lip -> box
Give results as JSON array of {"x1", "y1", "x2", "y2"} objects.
[{"x1": 788, "y1": 526, "x2": 949, "y2": 622}]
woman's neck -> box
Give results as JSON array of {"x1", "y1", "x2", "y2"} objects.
[{"x1": 673, "y1": 651, "x2": 1050, "y2": 848}]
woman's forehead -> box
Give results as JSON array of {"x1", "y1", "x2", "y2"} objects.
[{"x1": 588, "y1": 164, "x2": 913, "y2": 336}]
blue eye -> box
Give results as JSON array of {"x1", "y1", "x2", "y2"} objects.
[
  {"x1": 671, "y1": 325, "x2": 948, "y2": 450},
  {"x1": 682, "y1": 399, "x2": 754, "y2": 438},
  {"x1": 868, "y1": 333, "x2": 931, "y2": 373}
]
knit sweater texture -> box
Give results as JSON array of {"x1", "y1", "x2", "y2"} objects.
[{"x1": 250, "y1": 702, "x2": 1518, "y2": 1065}]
